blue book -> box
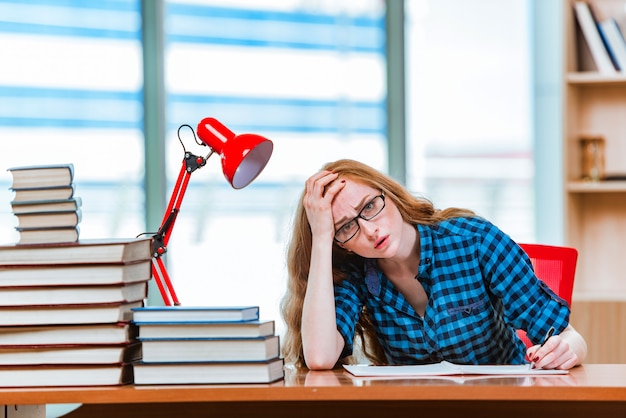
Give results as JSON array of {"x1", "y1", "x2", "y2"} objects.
[
  {"x1": 598, "y1": 18, "x2": 626, "y2": 71},
  {"x1": 131, "y1": 306, "x2": 259, "y2": 323}
]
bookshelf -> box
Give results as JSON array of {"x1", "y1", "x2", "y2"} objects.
[{"x1": 563, "y1": 0, "x2": 626, "y2": 363}]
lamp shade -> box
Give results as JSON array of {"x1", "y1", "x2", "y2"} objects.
[{"x1": 196, "y1": 117, "x2": 274, "y2": 189}]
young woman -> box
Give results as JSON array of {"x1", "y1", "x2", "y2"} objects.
[{"x1": 281, "y1": 159, "x2": 587, "y2": 370}]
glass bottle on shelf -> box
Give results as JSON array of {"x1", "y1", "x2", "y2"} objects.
[{"x1": 579, "y1": 135, "x2": 606, "y2": 181}]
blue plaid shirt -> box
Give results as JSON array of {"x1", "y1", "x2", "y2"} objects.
[{"x1": 334, "y1": 217, "x2": 570, "y2": 365}]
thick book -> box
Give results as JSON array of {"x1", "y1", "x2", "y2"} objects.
[
  {"x1": 11, "y1": 186, "x2": 75, "y2": 203},
  {"x1": 0, "y1": 260, "x2": 151, "y2": 287},
  {"x1": 343, "y1": 361, "x2": 569, "y2": 377},
  {"x1": 140, "y1": 335, "x2": 280, "y2": 362},
  {"x1": 133, "y1": 358, "x2": 285, "y2": 385},
  {"x1": 573, "y1": 1, "x2": 616, "y2": 73},
  {"x1": 8, "y1": 164, "x2": 74, "y2": 190},
  {"x1": 0, "y1": 237, "x2": 152, "y2": 265},
  {"x1": 137, "y1": 320, "x2": 275, "y2": 339},
  {"x1": 598, "y1": 18, "x2": 626, "y2": 71},
  {"x1": 0, "y1": 363, "x2": 132, "y2": 387},
  {"x1": 0, "y1": 301, "x2": 143, "y2": 326},
  {"x1": 0, "y1": 322, "x2": 138, "y2": 346},
  {"x1": 0, "y1": 342, "x2": 141, "y2": 365},
  {"x1": 16, "y1": 226, "x2": 80, "y2": 245},
  {"x1": 11, "y1": 197, "x2": 82, "y2": 214},
  {"x1": 132, "y1": 305, "x2": 259, "y2": 323},
  {"x1": 0, "y1": 281, "x2": 148, "y2": 306},
  {"x1": 14, "y1": 210, "x2": 81, "y2": 229}
]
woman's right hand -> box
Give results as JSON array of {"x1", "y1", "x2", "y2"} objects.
[
  {"x1": 301, "y1": 170, "x2": 347, "y2": 370},
  {"x1": 303, "y1": 170, "x2": 345, "y2": 240}
]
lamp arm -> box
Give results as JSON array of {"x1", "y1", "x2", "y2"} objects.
[{"x1": 151, "y1": 151, "x2": 208, "y2": 306}]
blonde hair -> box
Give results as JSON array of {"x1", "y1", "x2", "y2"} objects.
[{"x1": 280, "y1": 159, "x2": 475, "y2": 368}]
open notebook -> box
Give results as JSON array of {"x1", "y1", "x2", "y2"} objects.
[{"x1": 343, "y1": 361, "x2": 569, "y2": 377}]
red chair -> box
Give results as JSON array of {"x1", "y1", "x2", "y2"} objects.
[{"x1": 516, "y1": 243, "x2": 578, "y2": 347}]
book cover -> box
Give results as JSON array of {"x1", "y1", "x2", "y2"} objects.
[
  {"x1": 0, "y1": 342, "x2": 141, "y2": 366},
  {"x1": 132, "y1": 305, "x2": 259, "y2": 323},
  {"x1": 16, "y1": 226, "x2": 80, "y2": 245},
  {"x1": 0, "y1": 281, "x2": 148, "y2": 306},
  {"x1": 573, "y1": 1, "x2": 617, "y2": 73},
  {"x1": 133, "y1": 357, "x2": 284, "y2": 385},
  {"x1": 139, "y1": 335, "x2": 280, "y2": 362},
  {"x1": 0, "y1": 237, "x2": 152, "y2": 265},
  {"x1": 14, "y1": 210, "x2": 81, "y2": 229},
  {"x1": 0, "y1": 322, "x2": 138, "y2": 346},
  {"x1": 136, "y1": 320, "x2": 275, "y2": 339},
  {"x1": 0, "y1": 301, "x2": 143, "y2": 326},
  {"x1": 0, "y1": 260, "x2": 151, "y2": 287},
  {"x1": 8, "y1": 164, "x2": 74, "y2": 190},
  {"x1": 11, "y1": 197, "x2": 82, "y2": 214},
  {"x1": 0, "y1": 363, "x2": 133, "y2": 387},
  {"x1": 11, "y1": 186, "x2": 75, "y2": 203}
]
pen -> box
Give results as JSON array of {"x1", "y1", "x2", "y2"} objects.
[{"x1": 530, "y1": 326, "x2": 555, "y2": 369}]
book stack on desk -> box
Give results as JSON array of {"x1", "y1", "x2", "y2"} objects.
[
  {"x1": 8, "y1": 164, "x2": 82, "y2": 244},
  {"x1": 132, "y1": 305, "x2": 285, "y2": 384},
  {"x1": 0, "y1": 237, "x2": 153, "y2": 387}
]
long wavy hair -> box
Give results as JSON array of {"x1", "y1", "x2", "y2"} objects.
[{"x1": 280, "y1": 159, "x2": 476, "y2": 368}]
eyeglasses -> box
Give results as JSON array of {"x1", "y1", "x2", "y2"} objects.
[{"x1": 334, "y1": 193, "x2": 386, "y2": 244}]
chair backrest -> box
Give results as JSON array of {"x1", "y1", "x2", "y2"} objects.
[{"x1": 516, "y1": 243, "x2": 578, "y2": 347}]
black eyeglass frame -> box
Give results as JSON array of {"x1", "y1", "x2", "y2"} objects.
[{"x1": 333, "y1": 192, "x2": 386, "y2": 245}]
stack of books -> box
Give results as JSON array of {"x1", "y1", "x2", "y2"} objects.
[
  {"x1": 0, "y1": 237, "x2": 152, "y2": 387},
  {"x1": 132, "y1": 306, "x2": 285, "y2": 384},
  {"x1": 8, "y1": 164, "x2": 82, "y2": 244}
]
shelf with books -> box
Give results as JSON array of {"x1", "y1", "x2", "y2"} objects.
[
  {"x1": 563, "y1": 0, "x2": 626, "y2": 363},
  {"x1": 572, "y1": 1, "x2": 617, "y2": 73}
]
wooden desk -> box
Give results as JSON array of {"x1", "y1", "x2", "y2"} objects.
[{"x1": 1, "y1": 364, "x2": 624, "y2": 418}]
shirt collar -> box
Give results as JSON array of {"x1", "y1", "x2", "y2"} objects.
[{"x1": 363, "y1": 224, "x2": 434, "y2": 296}]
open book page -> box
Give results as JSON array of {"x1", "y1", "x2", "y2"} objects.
[{"x1": 343, "y1": 361, "x2": 569, "y2": 377}]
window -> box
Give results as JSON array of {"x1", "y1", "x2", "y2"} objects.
[
  {"x1": 0, "y1": 0, "x2": 144, "y2": 244},
  {"x1": 162, "y1": 0, "x2": 386, "y2": 330},
  {"x1": 405, "y1": 0, "x2": 534, "y2": 242}
]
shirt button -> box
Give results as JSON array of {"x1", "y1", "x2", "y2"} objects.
[{"x1": 424, "y1": 258, "x2": 431, "y2": 264}]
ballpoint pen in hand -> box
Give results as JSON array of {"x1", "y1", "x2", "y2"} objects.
[{"x1": 530, "y1": 326, "x2": 555, "y2": 369}]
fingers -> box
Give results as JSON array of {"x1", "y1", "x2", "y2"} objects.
[
  {"x1": 527, "y1": 335, "x2": 579, "y2": 370},
  {"x1": 302, "y1": 170, "x2": 346, "y2": 239},
  {"x1": 304, "y1": 170, "x2": 344, "y2": 199}
]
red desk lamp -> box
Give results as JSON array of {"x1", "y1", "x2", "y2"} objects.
[{"x1": 151, "y1": 117, "x2": 273, "y2": 306}]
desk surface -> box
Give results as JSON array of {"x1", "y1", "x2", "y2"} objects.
[{"x1": 0, "y1": 364, "x2": 624, "y2": 405}]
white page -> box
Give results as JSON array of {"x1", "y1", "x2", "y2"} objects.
[{"x1": 343, "y1": 361, "x2": 569, "y2": 377}]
